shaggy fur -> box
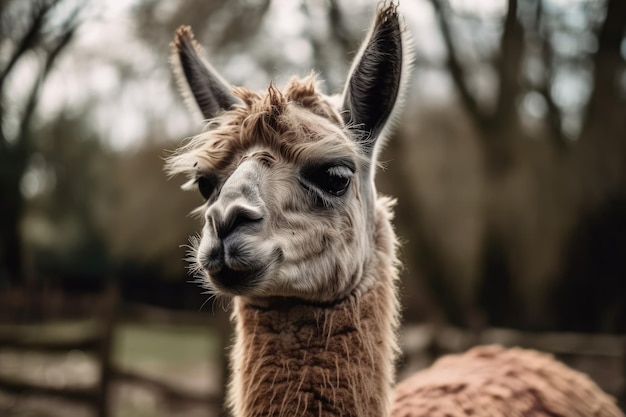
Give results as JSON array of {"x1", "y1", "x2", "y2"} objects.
[
  {"x1": 167, "y1": 77, "x2": 375, "y2": 303},
  {"x1": 228, "y1": 197, "x2": 400, "y2": 417},
  {"x1": 166, "y1": 77, "x2": 353, "y2": 180},
  {"x1": 167, "y1": 3, "x2": 624, "y2": 417},
  {"x1": 166, "y1": 6, "x2": 407, "y2": 414},
  {"x1": 392, "y1": 345, "x2": 624, "y2": 417}
]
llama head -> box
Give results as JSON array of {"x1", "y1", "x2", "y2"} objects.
[{"x1": 167, "y1": 3, "x2": 408, "y2": 303}]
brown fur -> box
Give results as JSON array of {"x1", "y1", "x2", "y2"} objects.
[
  {"x1": 228, "y1": 197, "x2": 400, "y2": 417},
  {"x1": 166, "y1": 76, "x2": 356, "y2": 181},
  {"x1": 392, "y1": 345, "x2": 624, "y2": 417}
]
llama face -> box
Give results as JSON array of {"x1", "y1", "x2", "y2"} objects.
[
  {"x1": 168, "y1": 4, "x2": 406, "y2": 302},
  {"x1": 198, "y1": 147, "x2": 370, "y2": 302},
  {"x1": 172, "y1": 84, "x2": 372, "y2": 302}
]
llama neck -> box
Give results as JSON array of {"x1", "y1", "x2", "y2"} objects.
[{"x1": 227, "y1": 197, "x2": 400, "y2": 417}]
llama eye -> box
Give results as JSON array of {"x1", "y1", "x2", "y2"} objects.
[
  {"x1": 197, "y1": 176, "x2": 216, "y2": 200},
  {"x1": 303, "y1": 164, "x2": 353, "y2": 197}
]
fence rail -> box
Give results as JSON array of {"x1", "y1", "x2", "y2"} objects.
[
  {"x1": 0, "y1": 287, "x2": 229, "y2": 417},
  {"x1": 0, "y1": 290, "x2": 624, "y2": 416}
]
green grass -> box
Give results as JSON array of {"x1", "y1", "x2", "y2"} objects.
[
  {"x1": 0, "y1": 320, "x2": 225, "y2": 416},
  {"x1": 114, "y1": 322, "x2": 220, "y2": 377},
  {"x1": 113, "y1": 322, "x2": 224, "y2": 415}
]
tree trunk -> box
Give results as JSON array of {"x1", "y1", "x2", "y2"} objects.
[
  {"x1": 0, "y1": 150, "x2": 27, "y2": 287},
  {"x1": 552, "y1": 0, "x2": 626, "y2": 333}
]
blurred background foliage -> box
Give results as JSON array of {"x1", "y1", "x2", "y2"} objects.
[
  {"x1": 0, "y1": 0, "x2": 625, "y2": 415},
  {"x1": 2, "y1": 0, "x2": 626, "y2": 329}
]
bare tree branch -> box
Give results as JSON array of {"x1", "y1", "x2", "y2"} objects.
[
  {"x1": 536, "y1": 0, "x2": 567, "y2": 149},
  {"x1": 0, "y1": 0, "x2": 84, "y2": 284},
  {"x1": 493, "y1": 0, "x2": 524, "y2": 127},
  {"x1": 214, "y1": 0, "x2": 271, "y2": 47},
  {"x1": 0, "y1": 1, "x2": 55, "y2": 90},
  {"x1": 300, "y1": 0, "x2": 355, "y2": 92},
  {"x1": 537, "y1": 84, "x2": 567, "y2": 148},
  {"x1": 429, "y1": 0, "x2": 488, "y2": 127},
  {"x1": 300, "y1": 2, "x2": 328, "y2": 77},
  {"x1": 15, "y1": 13, "x2": 79, "y2": 154},
  {"x1": 328, "y1": 0, "x2": 357, "y2": 56},
  {"x1": 580, "y1": 0, "x2": 626, "y2": 140}
]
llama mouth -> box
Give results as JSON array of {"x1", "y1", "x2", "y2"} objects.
[{"x1": 210, "y1": 265, "x2": 266, "y2": 293}]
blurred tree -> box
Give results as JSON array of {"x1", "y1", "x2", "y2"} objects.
[
  {"x1": 104, "y1": 142, "x2": 201, "y2": 281},
  {"x1": 23, "y1": 113, "x2": 114, "y2": 288},
  {"x1": 0, "y1": 0, "x2": 84, "y2": 287},
  {"x1": 0, "y1": 0, "x2": 372, "y2": 298},
  {"x1": 424, "y1": 0, "x2": 626, "y2": 331},
  {"x1": 132, "y1": 0, "x2": 366, "y2": 93}
]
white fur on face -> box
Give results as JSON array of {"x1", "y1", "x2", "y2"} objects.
[
  {"x1": 166, "y1": 78, "x2": 390, "y2": 303},
  {"x1": 194, "y1": 130, "x2": 374, "y2": 303}
]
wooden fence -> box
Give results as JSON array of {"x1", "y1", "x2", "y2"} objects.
[
  {"x1": 0, "y1": 287, "x2": 624, "y2": 415},
  {"x1": 0, "y1": 286, "x2": 229, "y2": 417}
]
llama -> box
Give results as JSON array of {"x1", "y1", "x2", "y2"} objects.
[
  {"x1": 167, "y1": 3, "x2": 624, "y2": 417},
  {"x1": 392, "y1": 345, "x2": 623, "y2": 416}
]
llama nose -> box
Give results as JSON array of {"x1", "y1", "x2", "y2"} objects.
[
  {"x1": 206, "y1": 159, "x2": 266, "y2": 239},
  {"x1": 208, "y1": 203, "x2": 264, "y2": 239}
]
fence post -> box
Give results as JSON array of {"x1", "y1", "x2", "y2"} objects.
[
  {"x1": 617, "y1": 337, "x2": 626, "y2": 410},
  {"x1": 96, "y1": 284, "x2": 119, "y2": 417}
]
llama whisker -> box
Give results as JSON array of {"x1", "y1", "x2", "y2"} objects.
[{"x1": 198, "y1": 295, "x2": 214, "y2": 313}]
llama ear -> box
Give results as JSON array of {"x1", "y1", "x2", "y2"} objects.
[
  {"x1": 172, "y1": 26, "x2": 240, "y2": 120},
  {"x1": 341, "y1": 3, "x2": 404, "y2": 154}
]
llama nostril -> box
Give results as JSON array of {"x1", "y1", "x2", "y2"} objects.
[
  {"x1": 216, "y1": 206, "x2": 264, "y2": 239},
  {"x1": 209, "y1": 245, "x2": 223, "y2": 261},
  {"x1": 199, "y1": 243, "x2": 224, "y2": 273}
]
